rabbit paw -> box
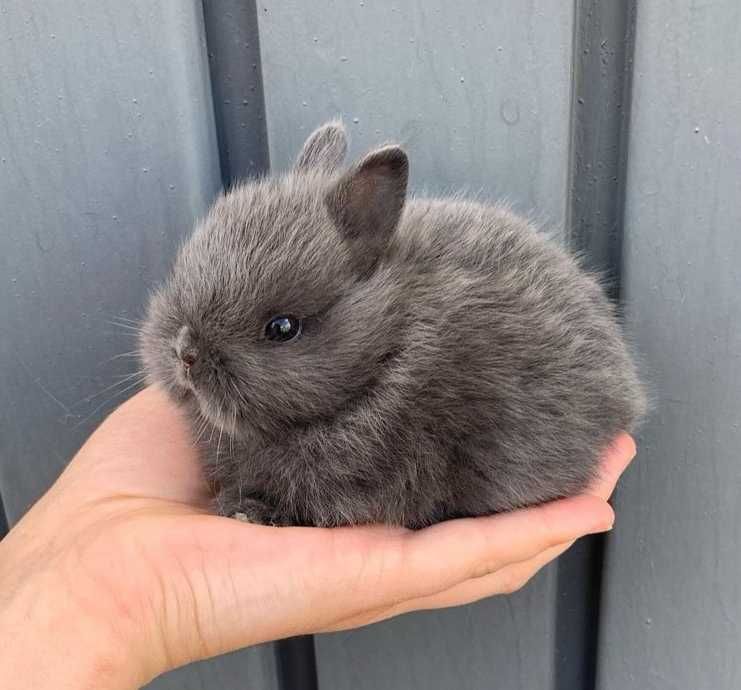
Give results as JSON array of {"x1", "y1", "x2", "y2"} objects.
[{"x1": 229, "y1": 498, "x2": 288, "y2": 527}]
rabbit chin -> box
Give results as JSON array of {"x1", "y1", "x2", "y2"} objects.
[
  {"x1": 165, "y1": 366, "x2": 237, "y2": 438},
  {"x1": 186, "y1": 386, "x2": 237, "y2": 436}
]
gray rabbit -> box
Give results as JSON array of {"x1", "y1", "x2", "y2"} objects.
[{"x1": 140, "y1": 121, "x2": 646, "y2": 528}]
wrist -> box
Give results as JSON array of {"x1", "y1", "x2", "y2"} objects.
[{"x1": 0, "y1": 537, "x2": 146, "y2": 690}]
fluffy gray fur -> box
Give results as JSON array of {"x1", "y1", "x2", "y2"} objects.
[{"x1": 140, "y1": 120, "x2": 647, "y2": 528}]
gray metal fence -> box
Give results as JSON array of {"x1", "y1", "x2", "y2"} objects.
[{"x1": 2, "y1": 2, "x2": 739, "y2": 689}]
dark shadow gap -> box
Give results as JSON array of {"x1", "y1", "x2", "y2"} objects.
[
  {"x1": 556, "y1": 1, "x2": 638, "y2": 689},
  {"x1": 201, "y1": 0, "x2": 270, "y2": 188},
  {"x1": 555, "y1": 536, "x2": 605, "y2": 690},
  {"x1": 275, "y1": 636, "x2": 319, "y2": 690},
  {"x1": 0, "y1": 491, "x2": 8, "y2": 537},
  {"x1": 565, "y1": 0, "x2": 638, "y2": 297}
]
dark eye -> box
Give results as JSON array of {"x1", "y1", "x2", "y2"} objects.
[{"x1": 265, "y1": 315, "x2": 302, "y2": 343}]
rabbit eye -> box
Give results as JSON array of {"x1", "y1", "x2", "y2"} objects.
[{"x1": 265, "y1": 315, "x2": 302, "y2": 343}]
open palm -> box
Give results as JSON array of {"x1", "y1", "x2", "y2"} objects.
[{"x1": 1, "y1": 387, "x2": 634, "y2": 686}]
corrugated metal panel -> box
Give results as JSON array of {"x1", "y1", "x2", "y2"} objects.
[
  {"x1": 0, "y1": 2, "x2": 278, "y2": 688},
  {"x1": 0, "y1": 0, "x2": 219, "y2": 519},
  {"x1": 258, "y1": 0, "x2": 573, "y2": 233},
  {"x1": 596, "y1": 1, "x2": 741, "y2": 688},
  {"x1": 3, "y1": 1, "x2": 738, "y2": 688}
]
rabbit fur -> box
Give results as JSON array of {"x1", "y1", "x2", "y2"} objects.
[{"x1": 140, "y1": 121, "x2": 646, "y2": 528}]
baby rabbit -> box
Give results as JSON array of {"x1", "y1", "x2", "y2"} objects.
[{"x1": 140, "y1": 121, "x2": 646, "y2": 528}]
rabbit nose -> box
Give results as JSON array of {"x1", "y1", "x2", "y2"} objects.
[
  {"x1": 180, "y1": 349, "x2": 198, "y2": 369},
  {"x1": 175, "y1": 325, "x2": 199, "y2": 370}
]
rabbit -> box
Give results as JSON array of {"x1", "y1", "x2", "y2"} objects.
[{"x1": 139, "y1": 120, "x2": 647, "y2": 528}]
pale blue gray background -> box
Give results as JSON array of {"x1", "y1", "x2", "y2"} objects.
[{"x1": 1, "y1": 1, "x2": 739, "y2": 689}]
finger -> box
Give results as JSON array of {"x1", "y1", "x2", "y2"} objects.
[
  {"x1": 395, "y1": 493, "x2": 613, "y2": 601},
  {"x1": 393, "y1": 436, "x2": 636, "y2": 610},
  {"x1": 181, "y1": 435, "x2": 633, "y2": 651},
  {"x1": 188, "y1": 494, "x2": 606, "y2": 650},
  {"x1": 588, "y1": 432, "x2": 637, "y2": 500},
  {"x1": 331, "y1": 437, "x2": 637, "y2": 628},
  {"x1": 401, "y1": 435, "x2": 636, "y2": 611},
  {"x1": 400, "y1": 539, "x2": 575, "y2": 612},
  {"x1": 397, "y1": 436, "x2": 639, "y2": 617},
  {"x1": 322, "y1": 538, "x2": 578, "y2": 633}
]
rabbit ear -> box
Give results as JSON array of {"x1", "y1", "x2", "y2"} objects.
[
  {"x1": 295, "y1": 120, "x2": 348, "y2": 172},
  {"x1": 325, "y1": 145, "x2": 408, "y2": 272}
]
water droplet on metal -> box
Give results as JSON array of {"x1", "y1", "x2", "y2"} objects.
[{"x1": 500, "y1": 99, "x2": 520, "y2": 125}]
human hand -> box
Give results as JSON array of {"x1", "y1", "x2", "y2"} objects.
[{"x1": 0, "y1": 387, "x2": 635, "y2": 689}]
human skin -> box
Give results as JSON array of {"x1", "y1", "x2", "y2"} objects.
[{"x1": 0, "y1": 387, "x2": 635, "y2": 689}]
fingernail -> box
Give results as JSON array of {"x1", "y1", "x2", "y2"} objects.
[
  {"x1": 605, "y1": 513, "x2": 616, "y2": 531},
  {"x1": 594, "y1": 507, "x2": 615, "y2": 532}
]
